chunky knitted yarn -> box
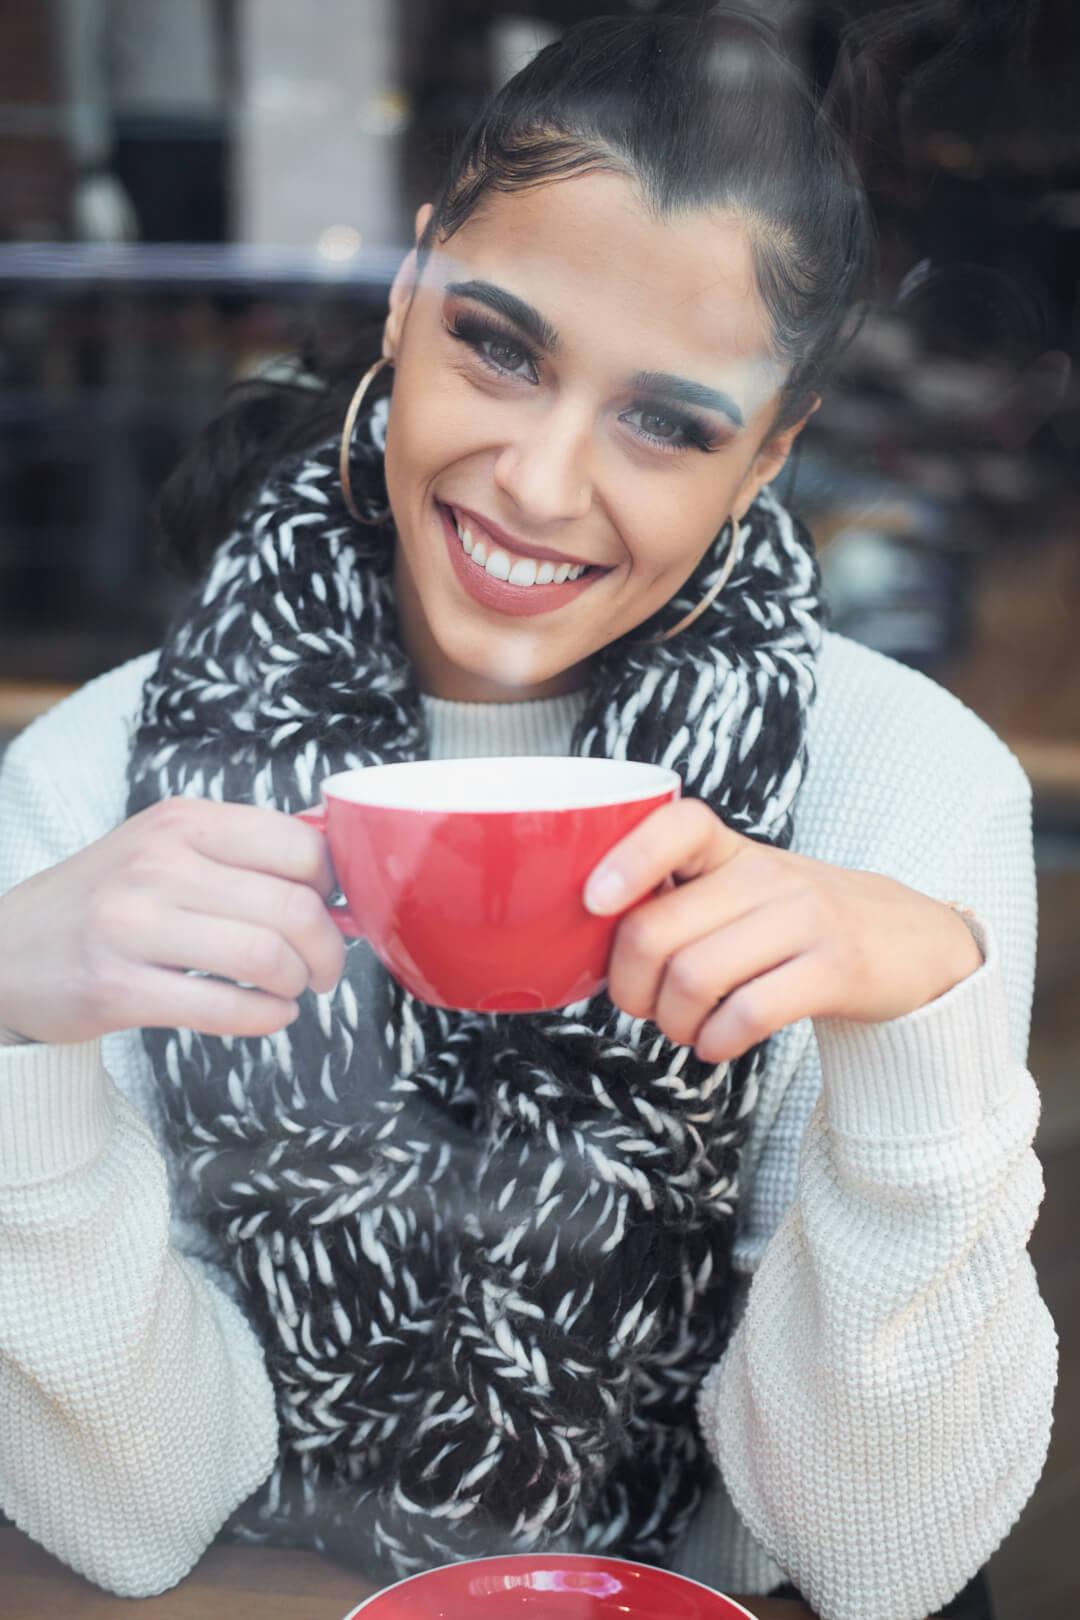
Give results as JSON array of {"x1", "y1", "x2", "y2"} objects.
[{"x1": 126, "y1": 403, "x2": 822, "y2": 1580}]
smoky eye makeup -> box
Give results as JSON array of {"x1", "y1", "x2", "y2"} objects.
[
  {"x1": 442, "y1": 300, "x2": 542, "y2": 382},
  {"x1": 629, "y1": 370, "x2": 745, "y2": 441},
  {"x1": 441, "y1": 290, "x2": 738, "y2": 452},
  {"x1": 622, "y1": 398, "x2": 732, "y2": 453}
]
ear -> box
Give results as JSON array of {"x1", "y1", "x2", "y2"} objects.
[
  {"x1": 382, "y1": 203, "x2": 435, "y2": 360},
  {"x1": 729, "y1": 397, "x2": 820, "y2": 521}
]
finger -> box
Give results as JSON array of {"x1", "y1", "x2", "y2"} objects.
[
  {"x1": 584, "y1": 798, "x2": 744, "y2": 915},
  {"x1": 115, "y1": 962, "x2": 300, "y2": 1039},
  {"x1": 648, "y1": 898, "x2": 815, "y2": 1049},
  {"x1": 137, "y1": 798, "x2": 338, "y2": 899},
  {"x1": 692, "y1": 953, "x2": 827, "y2": 1065},
  {"x1": 131, "y1": 910, "x2": 316, "y2": 1002},
  {"x1": 606, "y1": 863, "x2": 796, "y2": 1020},
  {"x1": 160, "y1": 860, "x2": 346, "y2": 995}
]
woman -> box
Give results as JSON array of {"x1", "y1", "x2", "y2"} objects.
[{"x1": 0, "y1": 9, "x2": 1054, "y2": 1619}]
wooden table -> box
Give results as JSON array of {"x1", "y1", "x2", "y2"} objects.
[
  {"x1": 0, "y1": 1525, "x2": 827, "y2": 1618},
  {"x1": 0, "y1": 1526, "x2": 375, "y2": 1619}
]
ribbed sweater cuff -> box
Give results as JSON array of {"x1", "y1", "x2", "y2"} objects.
[
  {"x1": 813, "y1": 916, "x2": 1017, "y2": 1140},
  {"x1": 0, "y1": 1040, "x2": 113, "y2": 1184}
]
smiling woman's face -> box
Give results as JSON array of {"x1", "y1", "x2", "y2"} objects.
[{"x1": 381, "y1": 169, "x2": 805, "y2": 702}]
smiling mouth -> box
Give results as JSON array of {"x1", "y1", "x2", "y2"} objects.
[{"x1": 446, "y1": 505, "x2": 597, "y2": 588}]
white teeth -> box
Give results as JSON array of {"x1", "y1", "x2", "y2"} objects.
[
  {"x1": 508, "y1": 557, "x2": 537, "y2": 587},
  {"x1": 450, "y1": 509, "x2": 591, "y2": 587}
]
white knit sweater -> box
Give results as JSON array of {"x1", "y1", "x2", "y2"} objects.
[{"x1": 0, "y1": 631, "x2": 1056, "y2": 1620}]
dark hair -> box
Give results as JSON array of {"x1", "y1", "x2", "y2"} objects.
[
  {"x1": 156, "y1": 3, "x2": 871, "y2": 580},
  {"x1": 423, "y1": 7, "x2": 869, "y2": 429}
]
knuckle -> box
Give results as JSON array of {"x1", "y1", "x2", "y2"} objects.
[
  {"x1": 604, "y1": 962, "x2": 648, "y2": 1021},
  {"x1": 142, "y1": 796, "x2": 196, "y2": 837},
  {"x1": 733, "y1": 841, "x2": 776, "y2": 884},
  {"x1": 85, "y1": 886, "x2": 138, "y2": 944},
  {"x1": 665, "y1": 949, "x2": 715, "y2": 1004},
  {"x1": 280, "y1": 881, "x2": 327, "y2": 940},
  {"x1": 241, "y1": 929, "x2": 284, "y2": 982},
  {"x1": 726, "y1": 988, "x2": 770, "y2": 1049},
  {"x1": 129, "y1": 804, "x2": 205, "y2": 871},
  {"x1": 244, "y1": 932, "x2": 304, "y2": 996},
  {"x1": 286, "y1": 815, "x2": 329, "y2": 875},
  {"x1": 120, "y1": 845, "x2": 176, "y2": 892},
  {"x1": 146, "y1": 794, "x2": 231, "y2": 856},
  {"x1": 196, "y1": 989, "x2": 252, "y2": 1039},
  {"x1": 231, "y1": 999, "x2": 292, "y2": 1038},
  {"x1": 617, "y1": 907, "x2": 660, "y2": 961},
  {"x1": 294, "y1": 816, "x2": 328, "y2": 865},
  {"x1": 325, "y1": 929, "x2": 347, "y2": 979},
  {"x1": 679, "y1": 797, "x2": 717, "y2": 839}
]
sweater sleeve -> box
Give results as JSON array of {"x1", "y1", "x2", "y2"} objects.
[
  {"x1": 697, "y1": 771, "x2": 1057, "y2": 1620},
  {"x1": 0, "y1": 701, "x2": 279, "y2": 1596}
]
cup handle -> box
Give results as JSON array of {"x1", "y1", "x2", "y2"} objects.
[{"x1": 295, "y1": 805, "x2": 362, "y2": 937}]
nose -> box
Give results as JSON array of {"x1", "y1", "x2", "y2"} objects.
[{"x1": 492, "y1": 397, "x2": 593, "y2": 524}]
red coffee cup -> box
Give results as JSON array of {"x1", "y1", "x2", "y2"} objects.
[
  {"x1": 341, "y1": 1553, "x2": 756, "y2": 1618},
  {"x1": 297, "y1": 755, "x2": 680, "y2": 1012}
]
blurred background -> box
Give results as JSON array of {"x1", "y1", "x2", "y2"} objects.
[{"x1": 0, "y1": 2, "x2": 1076, "y2": 1615}]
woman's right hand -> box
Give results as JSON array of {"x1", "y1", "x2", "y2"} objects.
[{"x1": 0, "y1": 798, "x2": 346, "y2": 1045}]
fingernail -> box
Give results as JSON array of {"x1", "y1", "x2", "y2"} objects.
[{"x1": 585, "y1": 866, "x2": 627, "y2": 914}]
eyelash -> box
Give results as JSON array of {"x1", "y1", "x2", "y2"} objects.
[
  {"x1": 623, "y1": 403, "x2": 717, "y2": 454},
  {"x1": 444, "y1": 310, "x2": 719, "y2": 455},
  {"x1": 446, "y1": 311, "x2": 540, "y2": 383}
]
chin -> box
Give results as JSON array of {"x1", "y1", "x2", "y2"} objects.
[{"x1": 445, "y1": 628, "x2": 560, "y2": 694}]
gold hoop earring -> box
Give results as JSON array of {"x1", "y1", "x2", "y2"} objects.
[
  {"x1": 339, "y1": 356, "x2": 393, "y2": 524},
  {"x1": 632, "y1": 517, "x2": 745, "y2": 646}
]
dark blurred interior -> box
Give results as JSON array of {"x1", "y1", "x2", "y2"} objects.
[
  {"x1": 0, "y1": 3, "x2": 1077, "y2": 1615},
  {"x1": 2, "y1": 1, "x2": 1079, "y2": 701}
]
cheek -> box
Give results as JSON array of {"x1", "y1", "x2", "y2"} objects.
[
  {"x1": 383, "y1": 409, "x2": 438, "y2": 525},
  {"x1": 610, "y1": 478, "x2": 730, "y2": 587},
  {"x1": 385, "y1": 378, "x2": 484, "y2": 500}
]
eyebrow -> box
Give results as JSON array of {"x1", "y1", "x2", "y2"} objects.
[{"x1": 445, "y1": 279, "x2": 745, "y2": 429}]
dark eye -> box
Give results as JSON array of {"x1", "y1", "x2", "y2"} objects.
[
  {"x1": 484, "y1": 336, "x2": 531, "y2": 374},
  {"x1": 621, "y1": 401, "x2": 710, "y2": 452},
  {"x1": 639, "y1": 409, "x2": 681, "y2": 441}
]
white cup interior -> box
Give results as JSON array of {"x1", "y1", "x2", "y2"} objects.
[{"x1": 321, "y1": 756, "x2": 680, "y2": 813}]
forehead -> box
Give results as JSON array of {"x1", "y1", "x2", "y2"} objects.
[{"x1": 425, "y1": 170, "x2": 782, "y2": 403}]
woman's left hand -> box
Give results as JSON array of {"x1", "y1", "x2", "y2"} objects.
[{"x1": 583, "y1": 799, "x2": 984, "y2": 1064}]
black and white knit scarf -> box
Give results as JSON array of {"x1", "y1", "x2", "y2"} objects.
[{"x1": 126, "y1": 407, "x2": 822, "y2": 1581}]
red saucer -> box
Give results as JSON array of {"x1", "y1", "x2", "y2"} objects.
[{"x1": 342, "y1": 1553, "x2": 757, "y2": 1619}]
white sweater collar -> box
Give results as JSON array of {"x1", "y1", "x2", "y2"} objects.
[{"x1": 419, "y1": 688, "x2": 588, "y2": 761}]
